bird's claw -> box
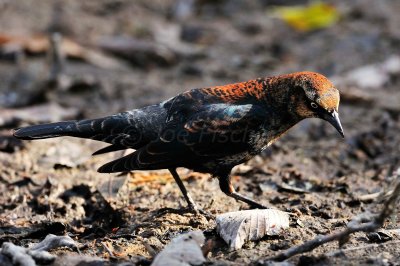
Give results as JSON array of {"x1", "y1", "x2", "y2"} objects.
[
  {"x1": 189, "y1": 205, "x2": 215, "y2": 219},
  {"x1": 153, "y1": 205, "x2": 215, "y2": 220}
]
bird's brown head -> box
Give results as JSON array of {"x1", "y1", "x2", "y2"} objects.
[{"x1": 281, "y1": 71, "x2": 344, "y2": 137}]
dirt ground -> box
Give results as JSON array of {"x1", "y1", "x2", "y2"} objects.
[{"x1": 0, "y1": 0, "x2": 400, "y2": 265}]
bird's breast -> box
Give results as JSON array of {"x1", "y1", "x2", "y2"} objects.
[
  {"x1": 250, "y1": 115, "x2": 299, "y2": 152},
  {"x1": 248, "y1": 128, "x2": 275, "y2": 152}
]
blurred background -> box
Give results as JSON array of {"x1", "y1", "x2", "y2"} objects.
[
  {"x1": 0, "y1": 0, "x2": 399, "y2": 264},
  {"x1": 0, "y1": 0, "x2": 398, "y2": 115}
]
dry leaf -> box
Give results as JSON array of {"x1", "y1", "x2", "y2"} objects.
[
  {"x1": 0, "y1": 234, "x2": 78, "y2": 266},
  {"x1": 151, "y1": 231, "x2": 206, "y2": 266},
  {"x1": 128, "y1": 170, "x2": 208, "y2": 189},
  {"x1": 216, "y1": 209, "x2": 289, "y2": 250},
  {"x1": 340, "y1": 55, "x2": 400, "y2": 90},
  {"x1": 30, "y1": 234, "x2": 77, "y2": 252},
  {"x1": 0, "y1": 33, "x2": 126, "y2": 70},
  {"x1": 0, "y1": 34, "x2": 82, "y2": 56},
  {"x1": 1, "y1": 242, "x2": 36, "y2": 266}
]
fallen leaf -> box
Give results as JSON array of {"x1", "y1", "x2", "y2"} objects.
[
  {"x1": 0, "y1": 34, "x2": 82, "y2": 57},
  {"x1": 339, "y1": 55, "x2": 400, "y2": 90},
  {"x1": 0, "y1": 234, "x2": 78, "y2": 266},
  {"x1": 30, "y1": 234, "x2": 77, "y2": 252},
  {"x1": 216, "y1": 209, "x2": 289, "y2": 250},
  {"x1": 128, "y1": 170, "x2": 208, "y2": 189},
  {"x1": 273, "y1": 2, "x2": 339, "y2": 32},
  {"x1": 1, "y1": 242, "x2": 37, "y2": 266},
  {"x1": 151, "y1": 230, "x2": 206, "y2": 266},
  {"x1": 0, "y1": 33, "x2": 126, "y2": 70}
]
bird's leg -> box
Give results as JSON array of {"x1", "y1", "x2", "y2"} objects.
[
  {"x1": 164, "y1": 169, "x2": 213, "y2": 218},
  {"x1": 219, "y1": 174, "x2": 269, "y2": 209},
  {"x1": 168, "y1": 168, "x2": 198, "y2": 210}
]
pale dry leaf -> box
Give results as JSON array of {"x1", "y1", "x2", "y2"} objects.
[
  {"x1": 216, "y1": 209, "x2": 289, "y2": 250},
  {"x1": 0, "y1": 234, "x2": 78, "y2": 266},
  {"x1": 30, "y1": 234, "x2": 77, "y2": 252},
  {"x1": 336, "y1": 55, "x2": 400, "y2": 90},
  {"x1": 151, "y1": 230, "x2": 206, "y2": 266},
  {"x1": 1, "y1": 242, "x2": 36, "y2": 266}
]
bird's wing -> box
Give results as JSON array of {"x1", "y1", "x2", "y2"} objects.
[
  {"x1": 98, "y1": 103, "x2": 267, "y2": 173},
  {"x1": 176, "y1": 103, "x2": 266, "y2": 156},
  {"x1": 163, "y1": 78, "x2": 266, "y2": 123}
]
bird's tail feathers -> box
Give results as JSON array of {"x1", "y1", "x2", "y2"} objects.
[
  {"x1": 13, "y1": 121, "x2": 80, "y2": 140},
  {"x1": 13, "y1": 117, "x2": 113, "y2": 140}
]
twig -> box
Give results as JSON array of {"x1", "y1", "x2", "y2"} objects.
[
  {"x1": 100, "y1": 242, "x2": 113, "y2": 257},
  {"x1": 357, "y1": 191, "x2": 383, "y2": 202},
  {"x1": 265, "y1": 169, "x2": 400, "y2": 262},
  {"x1": 47, "y1": 32, "x2": 65, "y2": 88}
]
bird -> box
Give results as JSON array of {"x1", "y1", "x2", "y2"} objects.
[{"x1": 14, "y1": 71, "x2": 344, "y2": 212}]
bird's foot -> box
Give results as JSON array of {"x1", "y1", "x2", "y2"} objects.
[
  {"x1": 153, "y1": 204, "x2": 214, "y2": 220},
  {"x1": 188, "y1": 204, "x2": 215, "y2": 219},
  {"x1": 229, "y1": 191, "x2": 271, "y2": 209}
]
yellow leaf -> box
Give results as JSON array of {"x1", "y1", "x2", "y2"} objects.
[{"x1": 273, "y1": 2, "x2": 339, "y2": 32}]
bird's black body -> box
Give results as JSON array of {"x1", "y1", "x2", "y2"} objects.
[
  {"x1": 14, "y1": 72, "x2": 344, "y2": 210},
  {"x1": 15, "y1": 91, "x2": 294, "y2": 175}
]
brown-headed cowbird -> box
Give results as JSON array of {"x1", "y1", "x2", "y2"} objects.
[{"x1": 14, "y1": 72, "x2": 343, "y2": 211}]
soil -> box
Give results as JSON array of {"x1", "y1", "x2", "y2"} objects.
[{"x1": 0, "y1": 0, "x2": 400, "y2": 265}]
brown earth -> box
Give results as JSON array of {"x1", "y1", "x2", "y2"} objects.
[{"x1": 0, "y1": 0, "x2": 400, "y2": 265}]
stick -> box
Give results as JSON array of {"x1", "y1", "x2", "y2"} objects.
[{"x1": 265, "y1": 169, "x2": 400, "y2": 262}]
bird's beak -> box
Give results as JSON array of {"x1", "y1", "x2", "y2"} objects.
[{"x1": 322, "y1": 110, "x2": 344, "y2": 138}]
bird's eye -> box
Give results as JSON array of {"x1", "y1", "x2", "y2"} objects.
[{"x1": 310, "y1": 102, "x2": 318, "y2": 109}]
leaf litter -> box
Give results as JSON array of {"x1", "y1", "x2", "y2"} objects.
[
  {"x1": 216, "y1": 209, "x2": 290, "y2": 250},
  {"x1": 151, "y1": 230, "x2": 206, "y2": 266},
  {"x1": 0, "y1": 0, "x2": 400, "y2": 265}
]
